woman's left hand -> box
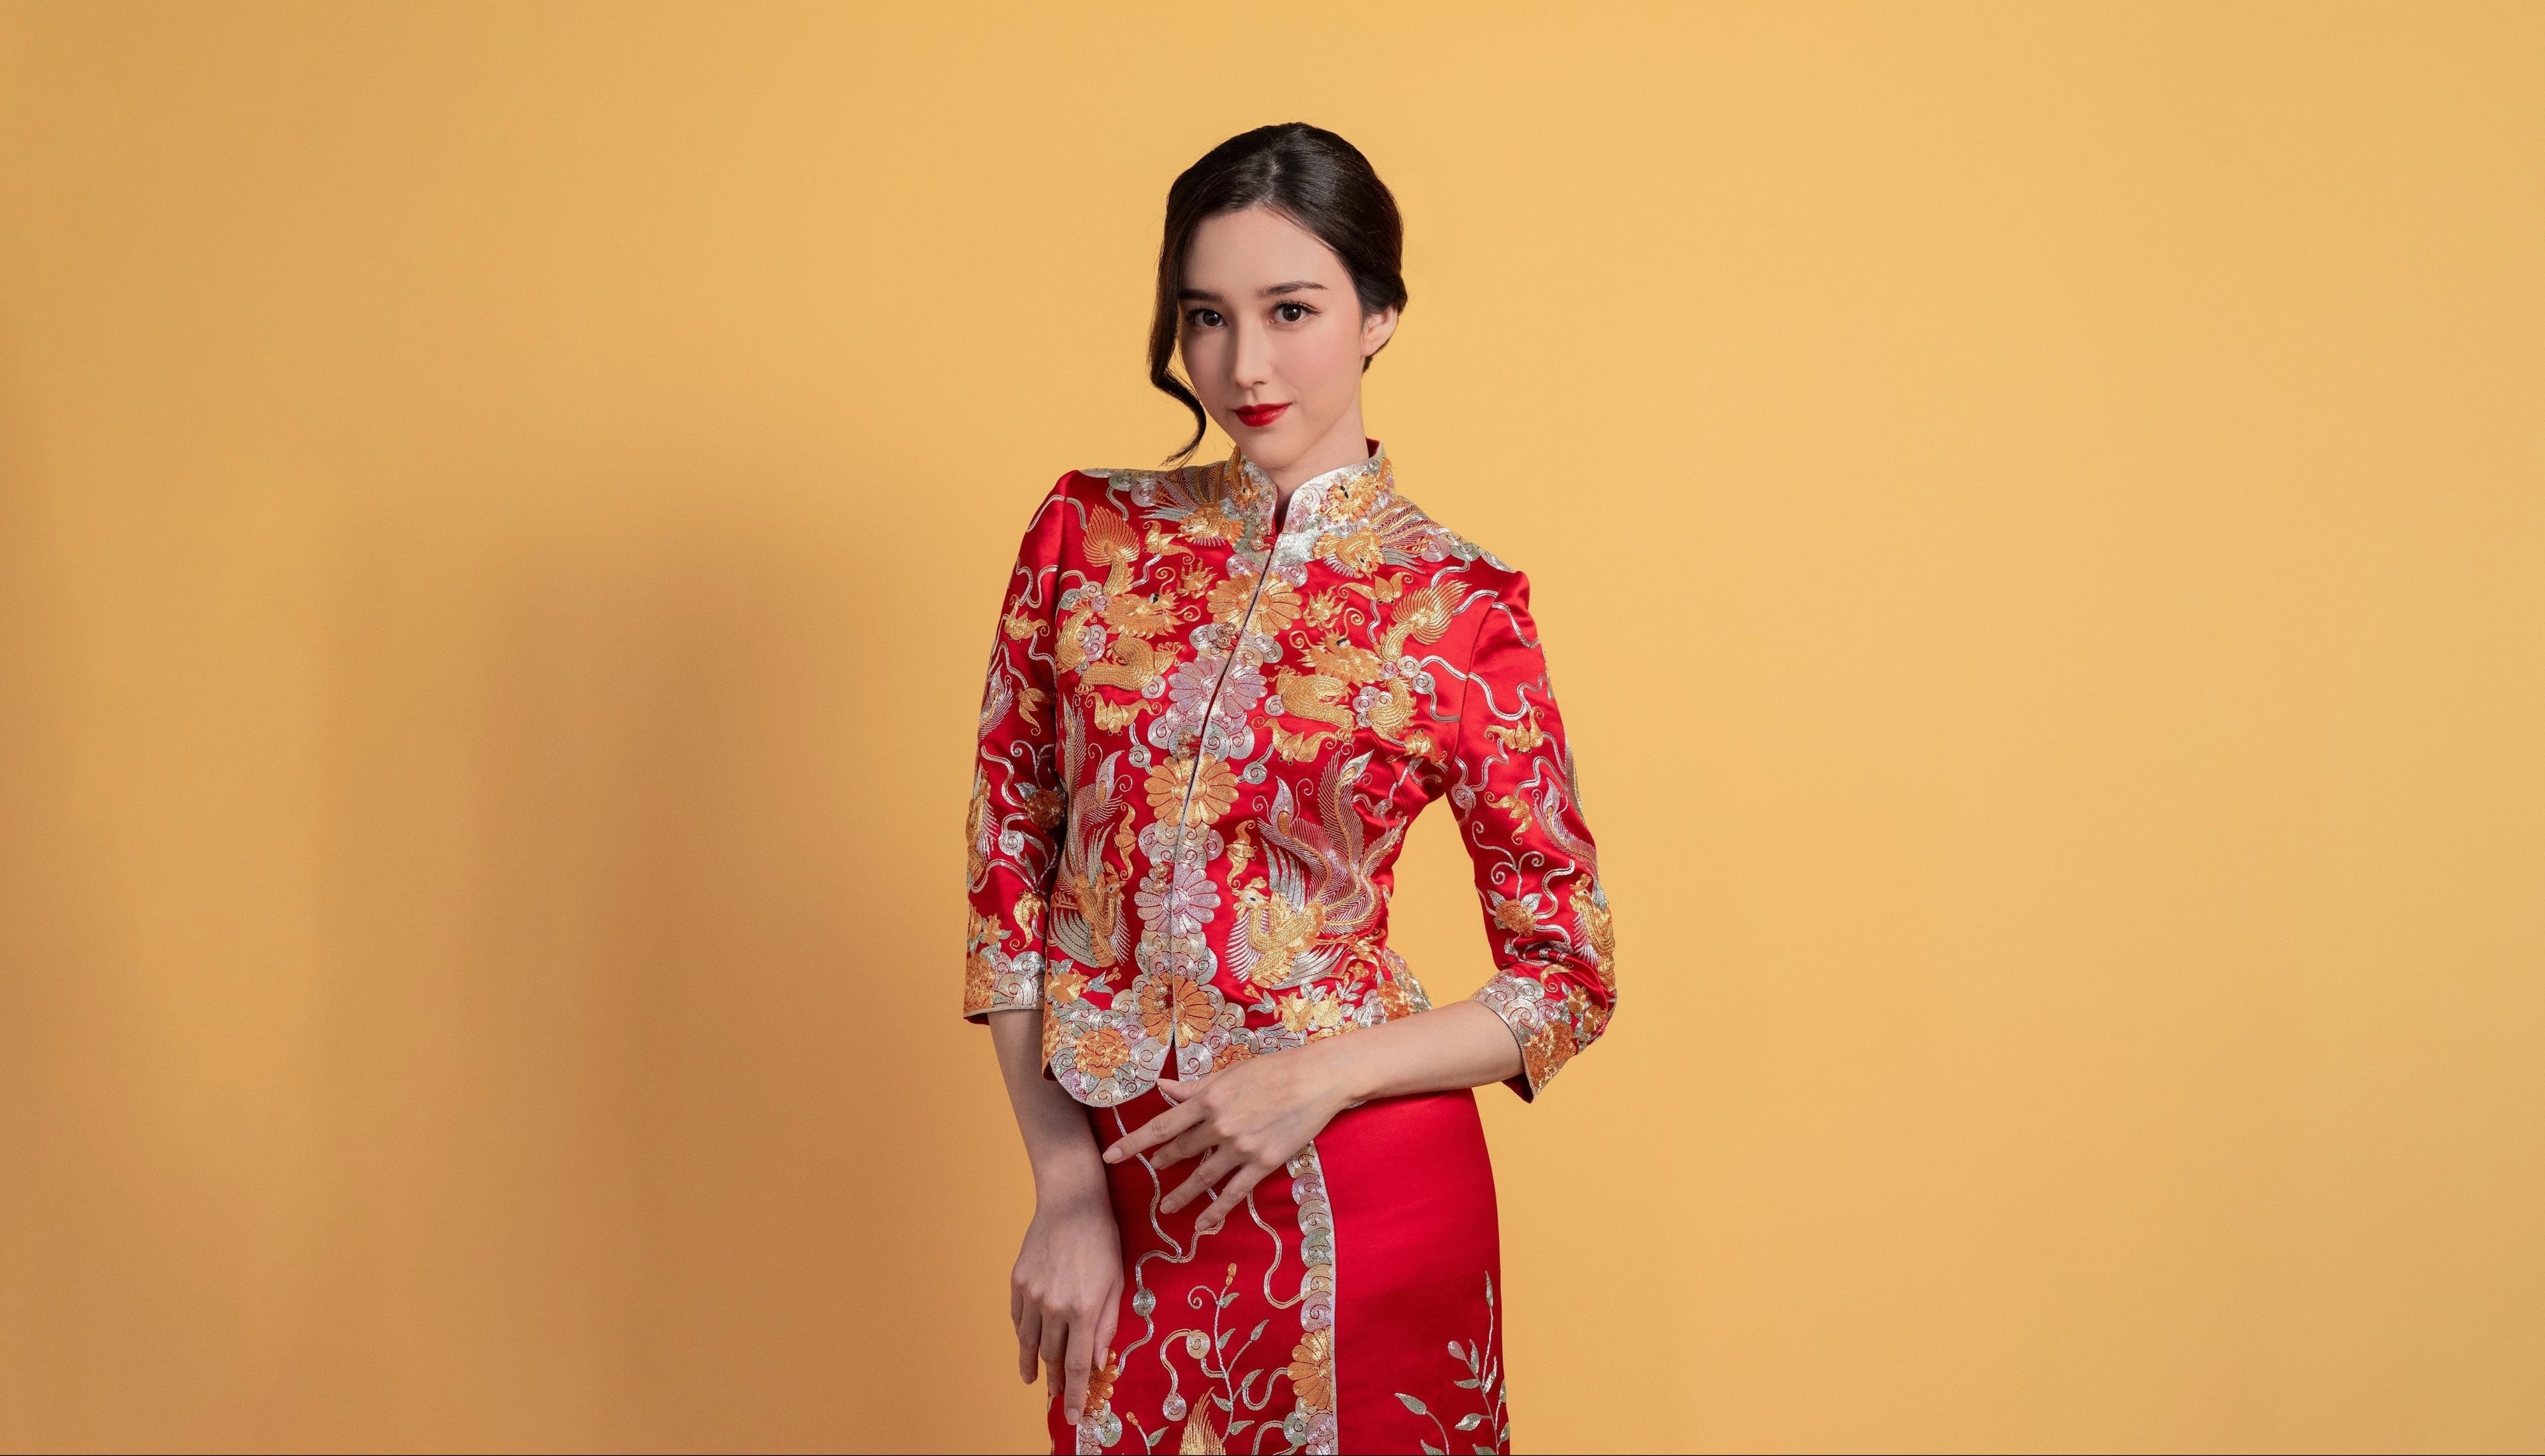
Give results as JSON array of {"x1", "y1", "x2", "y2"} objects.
[{"x1": 1102, "y1": 1044, "x2": 1355, "y2": 1235}]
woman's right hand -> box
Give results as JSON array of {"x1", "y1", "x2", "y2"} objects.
[
  {"x1": 988, "y1": 1007, "x2": 1124, "y2": 1428},
  {"x1": 1011, "y1": 1181, "x2": 1123, "y2": 1427}
]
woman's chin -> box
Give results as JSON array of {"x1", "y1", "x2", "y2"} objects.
[{"x1": 1217, "y1": 418, "x2": 1312, "y2": 471}]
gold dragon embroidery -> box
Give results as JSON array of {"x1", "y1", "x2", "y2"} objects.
[{"x1": 1062, "y1": 503, "x2": 1177, "y2": 718}]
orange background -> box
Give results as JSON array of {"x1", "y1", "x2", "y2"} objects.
[{"x1": 2, "y1": 3, "x2": 2540, "y2": 1451}]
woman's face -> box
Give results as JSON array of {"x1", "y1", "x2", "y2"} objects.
[{"x1": 1177, "y1": 205, "x2": 1398, "y2": 482}]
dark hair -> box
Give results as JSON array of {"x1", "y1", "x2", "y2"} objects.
[{"x1": 1149, "y1": 123, "x2": 1408, "y2": 463}]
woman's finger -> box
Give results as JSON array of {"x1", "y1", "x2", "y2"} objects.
[
  {"x1": 1103, "y1": 1098, "x2": 1200, "y2": 1164},
  {"x1": 1039, "y1": 1312, "x2": 1068, "y2": 1402},
  {"x1": 1194, "y1": 1162, "x2": 1274, "y2": 1236},
  {"x1": 1154, "y1": 1070, "x2": 1213, "y2": 1103},
  {"x1": 1160, "y1": 1147, "x2": 1242, "y2": 1215},
  {"x1": 1062, "y1": 1307, "x2": 1098, "y2": 1426},
  {"x1": 1094, "y1": 1286, "x2": 1121, "y2": 1388},
  {"x1": 1015, "y1": 1302, "x2": 1043, "y2": 1384},
  {"x1": 1149, "y1": 1116, "x2": 1229, "y2": 1170}
]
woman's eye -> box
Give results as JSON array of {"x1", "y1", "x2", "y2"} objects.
[
  {"x1": 1274, "y1": 303, "x2": 1308, "y2": 323},
  {"x1": 1188, "y1": 308, "x2": 1224, "y2": 328}
]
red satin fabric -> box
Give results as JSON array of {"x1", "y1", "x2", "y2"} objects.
[
  {"x1": 1322, "y1": 1086, "x2": 1504, "y2": 1452},
  {"x1": 1050, "y1": 1076, "x2": 1509, "y2": 1455}
]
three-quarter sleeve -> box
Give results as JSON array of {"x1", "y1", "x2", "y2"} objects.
[
  {"x1": 1447, "y1": 573, "x2": 1618, "y2": 1099},
  {"x1": 964, "y1": 475, "x2": 1074, "y2": 1021}
]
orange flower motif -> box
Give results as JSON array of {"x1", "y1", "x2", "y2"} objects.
[
  {"x1": 962, "y1": 950, "x2": 995, "y2": 1013},
  {"x1": 1277, "y1": 989, "x2": 1346, "y2": 1037},
  {"x1": 1522, "y1": 1021, "x2": 1575, "y2": 1089},
  {"x1": 1021, "y1": 783, "x2": 1064, "y2": 830},
  {"x1": 1138, "y1": 974, "x2": 1214, "y2": 1044},
  {"x1": 1286, "y1": 1327, "x2": 1334, "y2": 1411},
  {"x1": 1074, "y1": 1025, "x2": 1131, "y2": 1080},
  {"x1": 1205, "y1": 574, "x2": 1257, "y2": 626},
  {"x1": 1146, "y1": 755, "x2": 1237, "y2": 826},
  {"x1": 1083, "y1": 1351, "x2": 1121, "y2": 1412},
  {"x1": 1044, "y1": 967, "x2": 1088, "y2": 1005},
  {"x1": 1249, "y1": 578, "x2": 1303, "y2": 636},
  {"x1": 1568, "y1": 981, "x2": 1610, "y2": 1040},
  {"x1": 1493, "y1": 895, "x2": 1542, "y2": 935},
  {"x1": 1373, "y1": 974, "x2": 1420, "y2": 1021}
]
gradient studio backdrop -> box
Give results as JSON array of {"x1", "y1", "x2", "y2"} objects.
[{"x1": 2, "y1": 3, "x2": 2540, "y2": 1451}]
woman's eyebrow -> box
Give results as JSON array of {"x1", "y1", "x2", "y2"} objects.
[{"x1": 1176, "y1": 280, "x2": 1327, "y2": 302}]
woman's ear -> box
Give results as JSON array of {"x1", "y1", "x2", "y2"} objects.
[{"x1": 1360, "y1": 305, "x2": 1400, "y2": 359}]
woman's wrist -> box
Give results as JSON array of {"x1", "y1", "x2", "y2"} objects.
[
  {"x1": 1300, "y1": 1033, "x2": 1381, "y2": 1107},
  {"x1": 1291, "y1": 1002, "x2": 1524, "y2": 1107},
  {"x1": 1028, "y1": 1140, "x2": 1112, "y2": 1209}
]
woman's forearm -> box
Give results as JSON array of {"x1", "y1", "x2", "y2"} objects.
[
  {"x1": 1297, "y1": 999, "x2": 1524, "y2": 1105},
  {"x1": 991, "y1": 1009, "x2": 1121, "y2": 1422},
  {"x1": 990, "y1": 1009, "x2": 1109, "y2": 1201}
]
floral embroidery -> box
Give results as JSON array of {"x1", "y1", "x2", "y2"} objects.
[
  {"x1": 1394, "y1": 1275, "x2": 1510, "y2": 1455},
  {"x1": 968, "y1": 444, "x2": 1614, "y2": 1103},
  {"x1": 1073, "y1": 1127, "x2": 1339, "y2": 1455}
]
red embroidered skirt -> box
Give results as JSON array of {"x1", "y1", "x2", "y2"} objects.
[{"x1": 1050, "y1": 1077, "x2": 1510, "y2": 1455}]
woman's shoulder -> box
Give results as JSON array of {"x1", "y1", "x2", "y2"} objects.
[
  {"x1": 1071, "y1": 459, "x2": 1230, "y2": 504},
  {"x1": 1012, "y1": 461, "x2": 1195, "y2": 504},
  {"x1": 1004, "y1": 464, "x2": 1216, "y2": 557},
  {"x1": 1007, "y1": 464, "x2": 1163, "y2": 525},
  {"x1": 1382, "y1": 486, "x2": 1528, "y2": 599}
]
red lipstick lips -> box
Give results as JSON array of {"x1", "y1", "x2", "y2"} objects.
[{"x1": 1233, "y1": 402, "x2": 1290, "y2": 428}]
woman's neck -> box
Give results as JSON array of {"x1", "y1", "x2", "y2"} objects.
[{"x1": 1261, "y1": 407, "x2": 1373, "y2": 525}]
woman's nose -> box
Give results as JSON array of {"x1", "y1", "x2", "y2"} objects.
[{"x1": 1230, "y1": 319, "x2": 1273, "y2": 388}]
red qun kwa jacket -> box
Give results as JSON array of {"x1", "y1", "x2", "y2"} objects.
[{"x1": 964, "y1": 442, "x2": 1616, "y2": 1103}]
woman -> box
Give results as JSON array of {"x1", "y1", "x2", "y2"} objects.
[{"x1": 965, "y1": 123, "x2": 1616, "y2": 1455}]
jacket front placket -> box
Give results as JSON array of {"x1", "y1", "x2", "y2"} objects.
[{"x1": 1140, "y1": 453, "x2": 1369, "y2": 1078}]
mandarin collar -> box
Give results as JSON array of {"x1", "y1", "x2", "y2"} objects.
[{"x1": 1229, "y1": 438, "x2": 1392, "y2": 541}]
